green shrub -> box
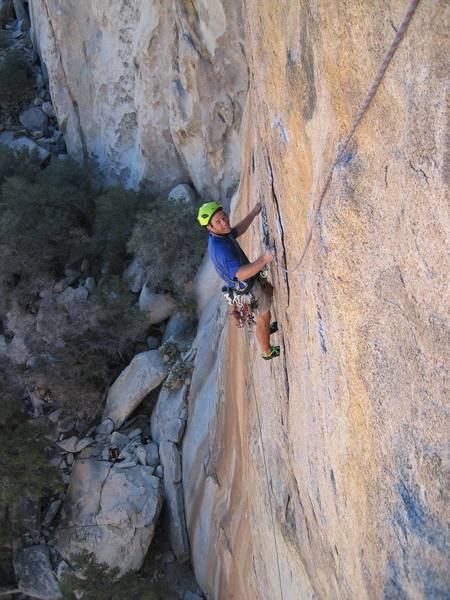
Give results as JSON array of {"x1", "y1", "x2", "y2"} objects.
[
  {"x1": 0, "y1": 30, "x2": 11, "y2": 50},
  {"x1": 128, "y1": 199, "x2": 205, "y2": 303},
  {"x1": 91, "y1": 187, "x2": 149, "y2": 274},
  {"x1": 23, "y1": 339, "x2": 113, "y2": 423},
  {"x1": 159, "y1": 340, "x2": 193, "y2": 390},
  {"x1": 0, "y1": 144, "x2": 42, "y2": 186},
  {"x1": 0, "y1": 174, "x2": 90, "y2": 280},
  {"x1": 0, "y1": 357, "x2": 62, "y2": 516},
  {"x1": 60, "y1": 553, "x2": 174, "y2": 600},
  {"x1": 0, "y1": 49, "x2": 34, "y2": 109},
  {"x1": 0, "y1": 157, "x2": 98, "y2": 283},
  {"x1": 96, "y1": 275, "x2": 147, "y2": 339}
]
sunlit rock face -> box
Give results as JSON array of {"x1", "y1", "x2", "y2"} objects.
[
  {"x1": 31, "y1": 0, "x2": 449, "y2": 598},
  {"x1": 182, "y1": 2, "x2": 449, "y2": 599},
  {"x1": 29, "y1": 0, "x2": 247, "y2": 198}
]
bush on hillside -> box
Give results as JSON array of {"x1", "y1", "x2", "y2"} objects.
[
  {"x1": 0, "y1": 359, "x2": 62, "y2": 509},
  {"x1": 0, "y1": 144, "x2": 42, "y2": 186},
  {"x1": 60, "y1": 553, "x2": 174, "y2": 600},
  {"x1": 0, "y1": 49, "x2": 34, "y2": 109},
  {"x1": 128, "y1": 199, "x2": 205, "y2": 303},
  {"x1": 0, "y1": 157, "x2": 97, "y2": 286},
  {"x1": 0, "y1": 174, "x2": 90, "y2": 281},
  {"x1": 0, "y1": 358, "x2": 61, "y2": 583},
  {"x1": 91, "y1": 187, "x2": 149, "y2": 275}
]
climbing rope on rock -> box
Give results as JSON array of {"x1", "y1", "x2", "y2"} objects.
[{"x1": 269, "y1": 0, "x2": 422, "y2": 275}]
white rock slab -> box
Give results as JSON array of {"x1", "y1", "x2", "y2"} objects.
[
  {"x1": 56, "y1": 459, "x2": 163, "y2": 574},
  {"x1": 15, "y1": 545, "x2": 61, "y2": 600},
  {"x1": 159, "y1": 441, "x2": 189, "y2": 562},
  {"x1": 151, "y1": 385, "x2": 188, "y2": 444},
  {"x1": 139, "y1": 285, "x2": 175, "y2": 325},
  {"x1": 102, "y1": 350, "x2": 167, "y2": 428},
  {"x1": 167, "y1": 183, "x2": 197, "y2": 205}
]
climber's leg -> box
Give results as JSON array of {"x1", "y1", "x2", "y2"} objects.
[
  {"x1": 252, "y1": 278, "x2": 279, "y2": 358},
  {"x1": 255, "y1": 309, "x2": 272, "y2": 356}
]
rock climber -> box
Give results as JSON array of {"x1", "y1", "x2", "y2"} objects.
[{"x1": 197, "y1": 201, "x2": 280, "y2": 360}]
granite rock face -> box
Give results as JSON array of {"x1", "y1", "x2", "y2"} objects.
[
  {"x1": 182, "y1": 2, "x2": 450, "y2": 600},
  {"x1": 29, "y1": 0, "x2": 248, "y2": 199}
]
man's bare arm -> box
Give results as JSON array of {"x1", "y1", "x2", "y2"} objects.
[
  {"x1": 233, "y1": 203, "x2": 261, "y2": 238},
  {"x1": 235, "y1": 251, "x2": 273, "y2": 281}
]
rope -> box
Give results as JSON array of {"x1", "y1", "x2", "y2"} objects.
[
  {"x1": 270, "y1": 0, "x2": 421, "y2": 275},
  {"x1": 244, "y1": 327, "x2": 284, "y2": 600}
]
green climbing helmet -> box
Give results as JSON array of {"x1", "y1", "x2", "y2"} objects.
[{"x1": 197, "y1": 201, "x2": 222, "y2": 227}]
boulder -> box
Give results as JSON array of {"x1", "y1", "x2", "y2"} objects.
[
  {"x1": 102, "y1": 350, "x2": 167, "y2": 428},
  {"x1": 110, "y1": 431, "x2": 130, "y2": 450},
  {"x1": 57, "y1": 436, "x2": 93, "y2": 454},
  {"x1": 123, "y1": 258, "x2": 145, "y2": 293},
  {"x1": 95, "y1": 418, "x2": 115, "y2": 436},
  {"x1": 161, "y1": 312, "x2": 195, "y2": 345},
  {"x1": 145, "y1": 442, "x2": 159, "y2": 467},
  {"x1": 0, "y1": 131, "x2": 50, "y2": 163},
  {"x1": 160, "y1": 440, "x2": 181, "y2": 484},
  {"x1": 84, "y1": 276, "x2": 96, "y2": 294},
  {"x1": 159, "y1": 441, "x2": 189, "y2": 563},
  {"x1": 41, "y1": 101, "x2": 55, "y2": 118},
  {"x1": 14, "y1": 545, "x2": 61, "y2": 600},
  {"x1": 139, "y1": 285, "x2": 176, "y2": 325},
  {"x1": 135, "y1": 445, "x2": 147, "y2": 466},
  {"x1": 42, "y1": 499, "x2": 63, "y2": 528},
  {"x1": 151, "y1": 384, "x2": 188, "y2": 444},
  {"x1": 167, "y1": 183, "x2": 197, "y2": 205},
  {"x1": 19, "y1": 107, "x2": 49, "y2": 135},
  {"x1": 56, "y1": 459, "x2": 163, "y2": 574}
]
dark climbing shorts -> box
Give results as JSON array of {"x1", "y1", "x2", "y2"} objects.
[{"x1": 252, "y1": 279, "x2": 272, "y2": 315}]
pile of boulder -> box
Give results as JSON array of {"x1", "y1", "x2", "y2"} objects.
[
  {"x1": 1, "y1": 5, "x2": 202, "y2": 597},
  {"x1": 0, "y1": 2, "x2": 67, "y2": 163},
  {"x1": 12, "y1": 305, "x2": 196, "y2": 598}
]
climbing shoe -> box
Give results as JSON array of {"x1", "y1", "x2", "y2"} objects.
[
  {"x1": 262, "y1": 345, "x2": 280, "y2": 360},
  {"x1": 269, "y1": 321, "x2": 278, "y2": 335}
]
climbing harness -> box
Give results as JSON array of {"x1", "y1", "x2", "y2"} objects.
[
  {"x1": 269, "y1": 0, "x2": 421, "y2": 275},
  {"x1": 222, "y1": 270, "x2": 269, "y2": 328},
  {"x1": 222, "y1": 284, "x2": 258, "y2": 328}
]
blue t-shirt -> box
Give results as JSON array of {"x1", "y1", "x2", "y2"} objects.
[{"x1": 208, "y1": 228, "x2": 250, "y2": 289}]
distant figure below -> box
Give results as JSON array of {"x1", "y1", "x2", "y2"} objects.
[{"x1": 197, "y1": 201, "x2": 279, "y2": 360}]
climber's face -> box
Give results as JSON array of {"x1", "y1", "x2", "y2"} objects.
[{"x1": 207, "y1": 210, "x2": 232, "y2": 235}]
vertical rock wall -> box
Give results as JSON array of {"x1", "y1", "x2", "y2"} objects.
[
  {"x1": 29, "y1": 0, "x2": 248, "y2": 197},
  {"x1": 183, "y1": 1, "x2": 449, "y2": 599}
]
